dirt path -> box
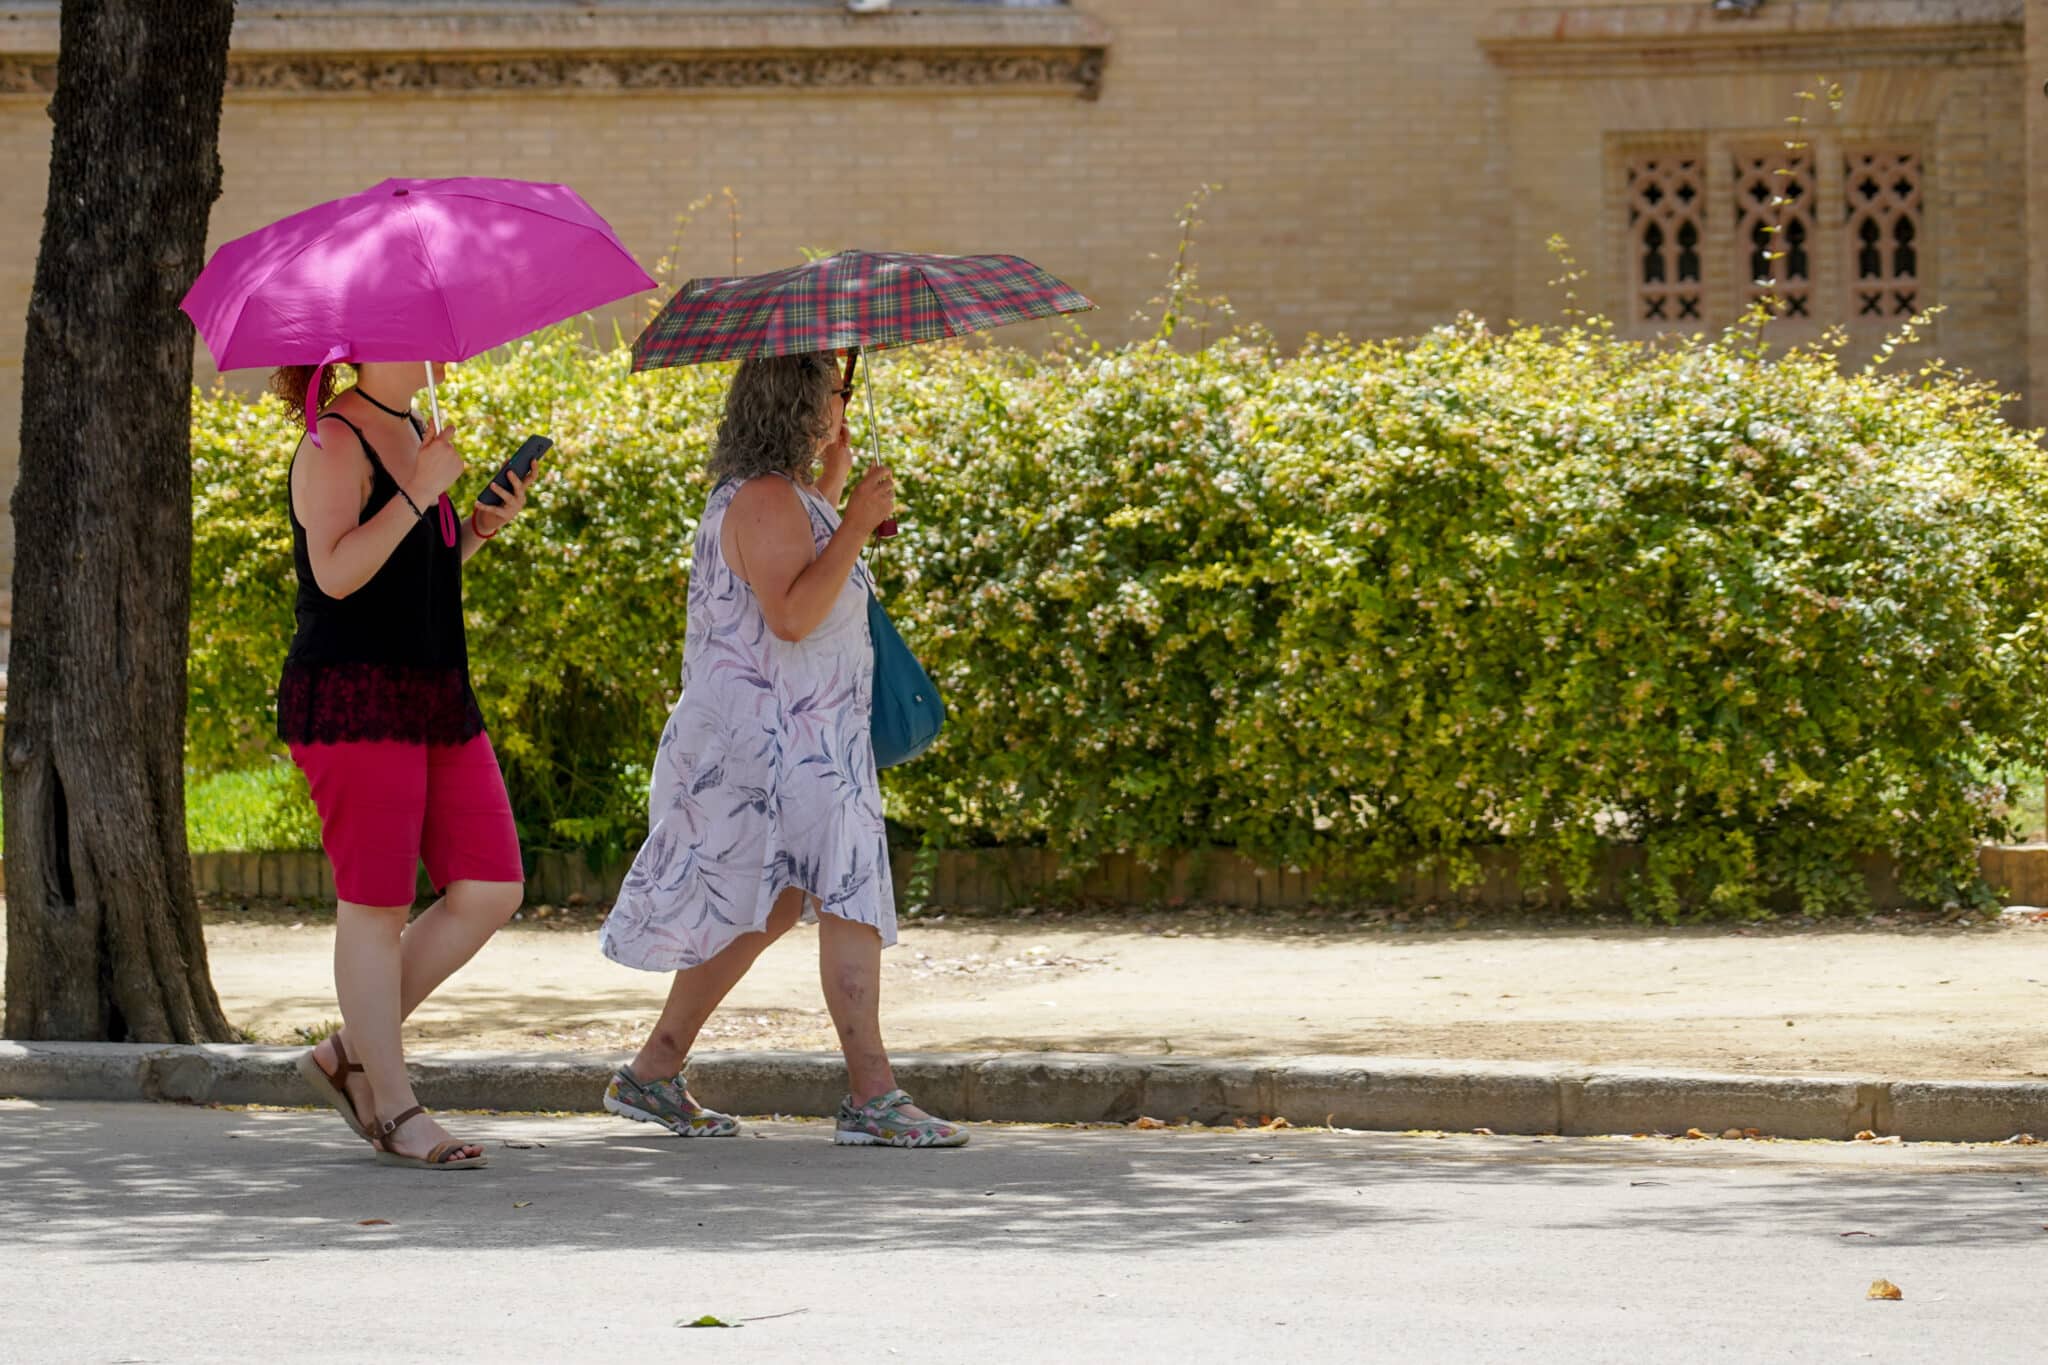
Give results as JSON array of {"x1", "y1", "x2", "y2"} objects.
[{"x1": 9, "y1": 902, "x2": 2040, "y2": 1078}]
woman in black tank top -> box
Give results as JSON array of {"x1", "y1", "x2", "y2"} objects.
[{"x1": 275, "y1": 358, "x2": 544, "y2": 1170}]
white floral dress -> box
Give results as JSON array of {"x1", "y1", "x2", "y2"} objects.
[{"x1": 600, "y1": 476, "x2": 895, "y2": 972}]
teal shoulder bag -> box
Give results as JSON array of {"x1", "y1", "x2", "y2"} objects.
[{"x1": 868, "y1": 592, "x2": 945, "y2": 769}]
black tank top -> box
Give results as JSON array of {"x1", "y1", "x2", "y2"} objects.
[{"x1": 275, "y1": 410, "x2": 484, "y2": 747}]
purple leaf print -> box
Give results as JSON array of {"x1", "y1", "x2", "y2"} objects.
[{"x1": 599, "y1": 475, "x2": 896, "y2": 975}]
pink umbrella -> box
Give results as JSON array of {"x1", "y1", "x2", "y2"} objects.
[{"x1": 182, "y1": 176, "x2": 655, "y2": 444}]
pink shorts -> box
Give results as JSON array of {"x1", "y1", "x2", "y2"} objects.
[{"x1": 290, "y1": 734, "x2": 524, "y2": 906}]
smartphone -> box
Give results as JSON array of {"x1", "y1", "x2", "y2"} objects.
[{"x1": 476, "y1": 435, "x2": 552, "y2": 508}]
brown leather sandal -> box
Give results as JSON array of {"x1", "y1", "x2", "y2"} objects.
[
  {"x1": 372, "y1": 1106, "x2": 489, "y2": 1170},
  {"x1": 295, "y1": 1035, "x2": 372, "y2": 1141}
]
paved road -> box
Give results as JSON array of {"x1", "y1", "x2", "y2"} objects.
[{"x1": 2, "y1": 1101, "x2": 2044, "y2": 1362}]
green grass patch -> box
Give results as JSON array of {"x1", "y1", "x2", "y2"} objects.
[{"x1": 185, "y1": 763, "x2": 319, "y2": 853}]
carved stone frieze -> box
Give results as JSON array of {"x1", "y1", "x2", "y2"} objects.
[{"x1": 1, "y1": 48, "x2": 1106, "y2": 100}]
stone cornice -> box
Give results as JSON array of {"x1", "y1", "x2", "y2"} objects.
[
  {"x1": 1481, "y1": 0, "x2": 2021, "y2": 75},
  {"x1": 0, "y1": 3, "x2": 1111, "y2": 98}
]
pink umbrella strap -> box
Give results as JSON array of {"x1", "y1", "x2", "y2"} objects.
[{"x1": 303, "y1": 342, "x2": 352, "y2": 449}]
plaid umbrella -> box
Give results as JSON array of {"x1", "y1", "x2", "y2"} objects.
[{"x1": 631, "y1": 249, "x2": 1094, "y2": 370}]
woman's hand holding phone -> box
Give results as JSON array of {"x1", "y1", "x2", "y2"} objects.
[{"x1": 471, "y1": 435, "x2": 550, "y2": 540}]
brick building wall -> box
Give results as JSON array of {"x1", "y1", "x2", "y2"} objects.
[
  {"x1": 1489, "y1": 2, "x2": 2028, "y2": 405},
  {"x1": 0, "y1": 1, "x2": 2035, "y2": 614}
]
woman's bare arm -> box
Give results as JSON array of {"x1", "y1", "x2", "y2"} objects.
[
  {"x1": 725, "y1": 467, "x2": 894, "y2": 642},
  {"x1": 291, "y1": 419, "x2": 465, "y2": 599},
  {"x1": 725, "y1": 479, "x2": 868, "y2": 642}
]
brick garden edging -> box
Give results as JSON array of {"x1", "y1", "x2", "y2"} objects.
[
  {"x1": 149, "y1": 841, "x2": 2048, "y2": 911},
  {"x1": 4, "y1": 844, "x2": 2043, "y2": 911}
]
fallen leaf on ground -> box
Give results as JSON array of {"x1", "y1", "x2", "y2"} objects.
[
  {"x1": 677, "y1": 1316, "x2": 739, "y2": 1329},
  {"x1": 1840, "y1": 1231, "x2": 1876, "y2": 1239},
  {"x1": 2003, "y1": 1133, "x2": 2041, "y2": 1146},
  {"x1": 1721, "y1": 1129, "x2": 1744, "y2": 1140},
  {"x1": 503, "y1": 1141, "x2": 547, "y2": 1150},
  {"x1": 1871, "y1": 1135, "x2": 1903, "y2": 1146},
  {"x1": 513, "y1": 1202, "x2": 532, "y2": 1209},
  {"x1": 1685, "y1": 1128, "x2": 1711, "y2": 1140},
  {"x1": 1472, "y1": 1128, "x2": 1496, "y2": 1137},
  {"x1": 1855, "y1": 1131, "x2": 1879, "y2": 1142},
  {"x1": 1133, "y1": 1116, "x2": 1169, "y2": 1130},
  {"x1": 355, "y1": 1219, "x2": 391, "y2": 1227},
  {"x1": 1245, "y1": 1154, "x2": 1275, "y2": 1164},
  {"x1": 1867, "y1": 1279, "x2": 1903, "y2": 1301},
  {"x1": 1744, "y1": 1129, "x2": 1764, "y2": 1139},
  {"x1": 1260, "y1": 1117, "x2": 1292, "y2": 1131}
]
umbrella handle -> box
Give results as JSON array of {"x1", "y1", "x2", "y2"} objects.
[
  {"x1": 424, "y1": 360, "x2": 443, "y2": 432},
  {"x1": 855, "y1": 346, "x2": 900, "y2": 540}
]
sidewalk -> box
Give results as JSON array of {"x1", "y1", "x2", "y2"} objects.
[{"x1": 8, "y1": 901, "x2": 2042, "y2": 1080}]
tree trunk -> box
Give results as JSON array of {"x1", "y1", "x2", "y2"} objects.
[{"x1": 4, "y1": 0, "x2": 237, "y2": 1041}]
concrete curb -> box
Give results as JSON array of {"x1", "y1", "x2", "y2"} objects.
[{"x1": 3, "y1": 1042, "x2": 2044, "y2": 1142}]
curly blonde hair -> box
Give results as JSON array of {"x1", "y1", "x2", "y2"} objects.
[{"x1": 708, "y1": 353, "x2": 836, "y2": 485}]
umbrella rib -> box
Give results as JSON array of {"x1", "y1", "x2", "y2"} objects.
[
  {"x1": 209, "y1": 196, "x2": 393, "y2": 367},
  {"x1": 222, "y1": 195, "x2": 389, "y2": 305},
  {"x1": 429, "y1": 185, "x2": 645, "y2": 256},
  {"x1": 399, "y1": 194, "x2": 466, "y2": 361}
]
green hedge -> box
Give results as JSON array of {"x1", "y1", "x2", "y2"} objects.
[{"x1": 190, "y1": 319, "x2": 2048, "y2": 917}]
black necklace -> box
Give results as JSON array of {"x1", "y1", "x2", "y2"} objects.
[{"x1": 355, "y1": 384, "x2": 412, "y2": 419}]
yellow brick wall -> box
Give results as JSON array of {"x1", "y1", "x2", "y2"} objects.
[
  {"x1": 0, "y1": 0, "x2": 2035, "y2": 611},
  {"x1": 0, "y1": 0, "x2": 1521, "y2": 605}
]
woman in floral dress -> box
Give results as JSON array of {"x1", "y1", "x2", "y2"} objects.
[{"x1": 599, "y1": 352, "x2": 966, "y2": 1148}]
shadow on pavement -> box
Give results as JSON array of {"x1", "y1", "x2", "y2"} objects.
[{"x1": 1, "y1": 1104, "x2": 2043, "y2": 1269}]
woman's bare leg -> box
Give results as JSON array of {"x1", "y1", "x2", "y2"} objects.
[
  {"x1": 628, "y1": 887, "x2": 808, "y2": 1082},
  {"x1": 817, "y1": 910, "x2": 932, "y2": 1114},
  {"x1": 331, "y1": 899, "x2": 479, "y2": 1161},
  {"x1": 318, "y1": 878, "x2": 522, "y2": 1126}
]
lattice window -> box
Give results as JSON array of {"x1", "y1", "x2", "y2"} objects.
[
  {"x1": 1845, "y1": 151, "x2": 1923, "y2": 319},
  {"x1": 1627, "y1": 156, "x2": 1705, "y2": 325},
  {"x1": 1733, "y1": 147, "x2": 1813, "y2": 318}
]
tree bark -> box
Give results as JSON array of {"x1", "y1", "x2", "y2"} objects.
[{"x1": 5, "y1": 0, "x2": 237, "y2": 1041}]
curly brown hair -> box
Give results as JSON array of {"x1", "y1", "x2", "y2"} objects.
[
  {"x1": 269, "y1": 362, "x2": 354, "y2": 422},
  {"x1": 707, "y1": 353, "x2": 837, "y2": 485}
]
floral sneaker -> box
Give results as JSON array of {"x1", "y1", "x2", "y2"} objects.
[
  {"x1": 834, "y1": 1089, "x2": 970, "y2": 1148},
  {"x1": 603, "y1": 1066, "x2": 741, "y2": 1138}
]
